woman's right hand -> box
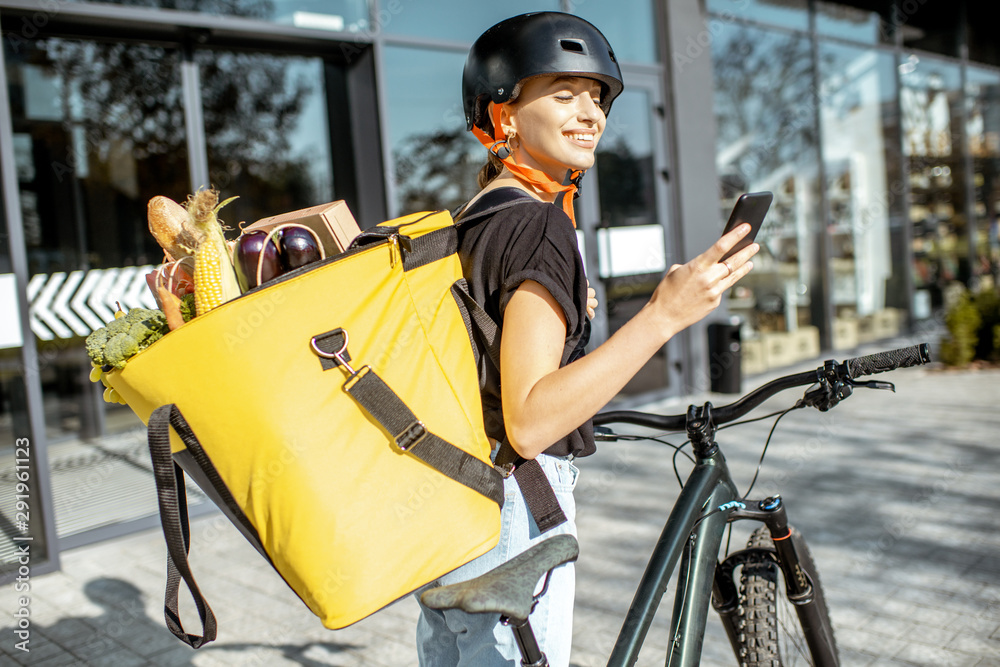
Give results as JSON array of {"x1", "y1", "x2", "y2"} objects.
[{"x1": 645, "y1": 223, "x2": 758, "y2": 340}]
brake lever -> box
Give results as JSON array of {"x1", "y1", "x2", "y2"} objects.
[
  {"x1": 795, "y1": 379, "x2": 853, "y2": 411},
  {"x1": 848, "y1": 379, "x2": 896, "y2": 392}
]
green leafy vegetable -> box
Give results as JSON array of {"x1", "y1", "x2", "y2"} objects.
[{"x1": 86, "y1": 307, "x2": 169, "y2": 370}]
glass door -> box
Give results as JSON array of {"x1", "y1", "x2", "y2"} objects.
[
  {"x1": 195, "y1": 49, "x2": 335, "y2": 230},
  {"x1": 587, "y1": 70, "x2": 679, "y2": 394},
  {"x1": 4, "y1": 35, "x2": 193, "y2": 545},
  {"x1": 3, "y1": 29, "x2": 339, "y2": 547}
]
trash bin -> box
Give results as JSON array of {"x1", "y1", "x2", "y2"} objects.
[{"x1": 708, "y1": 319, "x2": 742, "y2": 394}]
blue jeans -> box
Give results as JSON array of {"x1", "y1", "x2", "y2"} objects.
[{"x1": 415, "y1": 454, "x2": 580, "y2": 667}]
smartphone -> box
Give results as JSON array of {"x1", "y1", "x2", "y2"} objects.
[{"x1": 720, "y1": 191, "x2": 772, "y2": 261}]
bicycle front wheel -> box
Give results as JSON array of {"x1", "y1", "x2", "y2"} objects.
[{"x1": 736, "y1": 526, "x2": 839, "y2": 667}]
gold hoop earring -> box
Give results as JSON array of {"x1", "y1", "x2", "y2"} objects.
[{"x1": 507, "y1": 131, "x2": 519, "y2": 153}]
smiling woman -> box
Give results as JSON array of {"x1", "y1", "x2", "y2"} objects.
[{"x1": 413, "y1": 11, "x2": 759, "y2": 667}]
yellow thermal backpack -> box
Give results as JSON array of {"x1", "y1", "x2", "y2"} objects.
[{"x1": 106, "y1": 203, "x2": 563, "y2": 647}]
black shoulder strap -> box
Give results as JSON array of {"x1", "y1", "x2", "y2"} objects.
[
  {"x1": 147, "y1": 405, "x2": 218, "y2": 649},
  {"x1": 453, "y1": 188, "x2": 568, "y2": 534},
  {"x1": 341, "y1": 365, "x2": 506, "y2": 508},
  {"x1": 453, "y1": 188, "x2": 538, "y2": 226},
  {"x1": 493, "y1": 441, "x2": 568, "y2": 533}
]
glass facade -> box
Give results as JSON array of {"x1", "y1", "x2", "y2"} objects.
[
  {"x1": 574, "y1": 0, "x2": 658, "y2": 64},
  {"x1": 707, "y1": 0, "x2": 809, "y2": 31},
  {"x1": 384, "y1": 0, "x2": 558, "y2": 42},
  {"x1": 965, "y1": 66, "x2": 1000, "y2": 291},
  {"x1": 0, "y1": 0, "x2": 996, "y2": 566},
  {"x1": 819, "y1": 43, "x2": 908, "y2": 347},
  {"x1": 709, "y1": 0, "x2": 1000, "y2": 374},
  {"x1": 711, "y1": 20, "x2": 823, "y2": 368},
  {"x1": 65, "y1": 0, "x2": 371, "y2": 32},
  {"x1": 595, "y1": 87, "x2": 670, "y2": 393},
  {"x1": 900, "y1": 56, "x2": 966, "y2": 314},
  {"x1": 382, "y1": 45, "x2": 480, "y2": 216}
]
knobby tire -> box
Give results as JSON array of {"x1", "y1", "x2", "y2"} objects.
[{"x1": 736, "y1": 526, "x2": 838, "y2": 666}]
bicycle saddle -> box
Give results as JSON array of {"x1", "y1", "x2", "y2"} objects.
[{"x1": 420, "y1": 534, "x2": 580, "y2": 623}]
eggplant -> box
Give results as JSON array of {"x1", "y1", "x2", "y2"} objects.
[
  {"x1": 234, "y1": 230, "x2": 282, "y2": 291},
  {"x1": 278, "y1": 226, "x2": 322, "y2": 270}
]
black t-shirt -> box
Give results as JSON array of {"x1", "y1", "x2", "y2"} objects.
[{"x1": 456, "y1": 187, "x2": 596, "y2": 459}]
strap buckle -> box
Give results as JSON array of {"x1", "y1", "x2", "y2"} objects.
[
  {"x1": 495, "y1": 462, "x2": 516, "y2": 478},
  {"x1": 310, "y1": 329, "x2": 357, "y2": 375},
  {"x1": 395, "y1": 421, "x2": 427, "y2": 451}
]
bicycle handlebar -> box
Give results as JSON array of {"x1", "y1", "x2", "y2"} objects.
[
  {"x1": 845, "y1": 343, "x2": 931, "y2": 379},
  {"x1": 593, "y1": 343, "x2": 931, "y2": 431}
]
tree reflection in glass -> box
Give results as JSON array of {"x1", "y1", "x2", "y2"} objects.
[
  {"x1": 197, "y1": 51, "x2": 334, "y2": 232},
  {"x1": 6, "y1": 37, "x2": 189, "y2": 273},
  {"x1": 711, "y1": 21, "x2": 821, "y2": 334}
]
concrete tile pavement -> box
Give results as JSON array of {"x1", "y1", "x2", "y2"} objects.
[{"x1": 2, "y1": 338, "x2": 999, "y2": 666}]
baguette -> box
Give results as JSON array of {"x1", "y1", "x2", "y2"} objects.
[{"x1": 148, "y1": 195, "x2": 203, "y2": 261}]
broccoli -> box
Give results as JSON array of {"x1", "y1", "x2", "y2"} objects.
[
  {"x1": 179, "y1": 292, "x2": 197, "y2": 323},
  {"x1": 86, "y1": 307, "x2": 169, "y2": 370}
]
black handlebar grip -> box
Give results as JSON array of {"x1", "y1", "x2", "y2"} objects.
[{"x1": 845, "y1": 343, "x2": 931, "y2": 379}]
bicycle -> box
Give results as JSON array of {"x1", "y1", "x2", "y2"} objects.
[{"x1": 421, "y1": 343, "x2": 932, "y2": 666}]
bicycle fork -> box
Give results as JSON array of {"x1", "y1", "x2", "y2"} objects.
[{"x1": 713, "y1": 497, "x2": 839, "y2": 667}]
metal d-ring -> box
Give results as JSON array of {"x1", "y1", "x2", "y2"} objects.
[{"x1": 310, "y1": 329, "x2": 357, "y2": 375}]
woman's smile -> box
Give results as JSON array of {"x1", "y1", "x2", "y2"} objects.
[{"x1": 564, "y1": 130, "x2": 597, "y2": 148}]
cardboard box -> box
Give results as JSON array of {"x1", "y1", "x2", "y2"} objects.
[
  {"x1": 833, "y1": 317, "x2": 859, "y2": 350},
  {"x1": 243, "y1": 200, "x2": 361, "y2": 257},
  {"x1": 762, "y1": 331, "x2": 797, "y2": 369},
  {"x1": 741, "y1": 338, "x2": 767, "y2": 376},
  {"x1": 794, "y1": 326, "x2": 821, "y2": 360},
  {"x1": 874, "y1": 308, "x2": 901, "y2": 339},
  {"x1": 856, "y1": 314, "x2": 878, "y2": 343}
]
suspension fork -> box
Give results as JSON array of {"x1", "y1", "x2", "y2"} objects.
[{"x1": 714, "y1": 496, "x2": 838, "y2": 666}]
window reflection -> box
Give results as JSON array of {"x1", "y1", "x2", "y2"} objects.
[
  {"x1": 6, "y1": 38, "x2": 188, "y2": 275},
  {"x1": 383, "y1": 46, "x2": 480, "y2": 216},
  {"x1": 706, "y1": 0, "x2": 808, "y2": 31},
  {"x1": 815, "y1": 1, "x2": 893, "y2": 45},
  {"x1": 197, "y1": 51, "x2": 334, "y2": 232},
  {"x1": 573, "y1": 0, "x2": 657, "y2": 63},
  {"x1": 712, "y1": 21, "x2": 821, "y2": 371},
  {"x1": 63, "y1": 0, "x2": 370, "y2": 33},
  {"x1": 900, "y1": 57, "x2": 967, "y2": 316},
  {"x1": 819, "y1": 42, "x2": 907, "y2": 349},
  {"x1": 597, "y1": 91, "x2": 657, "y2": 230},
  {"x1": 383, "y1": 1, "x2": 558, "y2": 42},
  {"x1": 595, "y1": 89, "x2": 667, "y2": 393},
  {"x1": 966, "y1": 66, "x2": 1000, "y2": 291}
]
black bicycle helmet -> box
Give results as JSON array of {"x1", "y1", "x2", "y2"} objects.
[{"x1": 463, "y1": 12, "x2": 624, "y2": 133}]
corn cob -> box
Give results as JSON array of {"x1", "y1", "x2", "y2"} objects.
[{"x1": 187, "y1": 189, "x2": 242, "y2": 316}]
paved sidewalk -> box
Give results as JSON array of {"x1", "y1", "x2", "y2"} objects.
[{"x1": 2, "y1": 339, "x2": 1000, "y2": 666}]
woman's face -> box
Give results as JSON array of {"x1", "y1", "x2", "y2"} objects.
[{"x1": 503, "y1": 75, "x2": 606, "y2": 180}]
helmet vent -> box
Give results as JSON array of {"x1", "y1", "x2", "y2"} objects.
[{"x1": 560, "y1": 39, "x2": 588, "y2": 55}]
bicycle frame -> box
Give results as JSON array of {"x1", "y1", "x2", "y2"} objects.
[
  {"x1": 607, "y1": 441, "x2": 738, "y2": 667},
  {"x1": 603, "y1": 392, "x2": 839, "y2": 667}
]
